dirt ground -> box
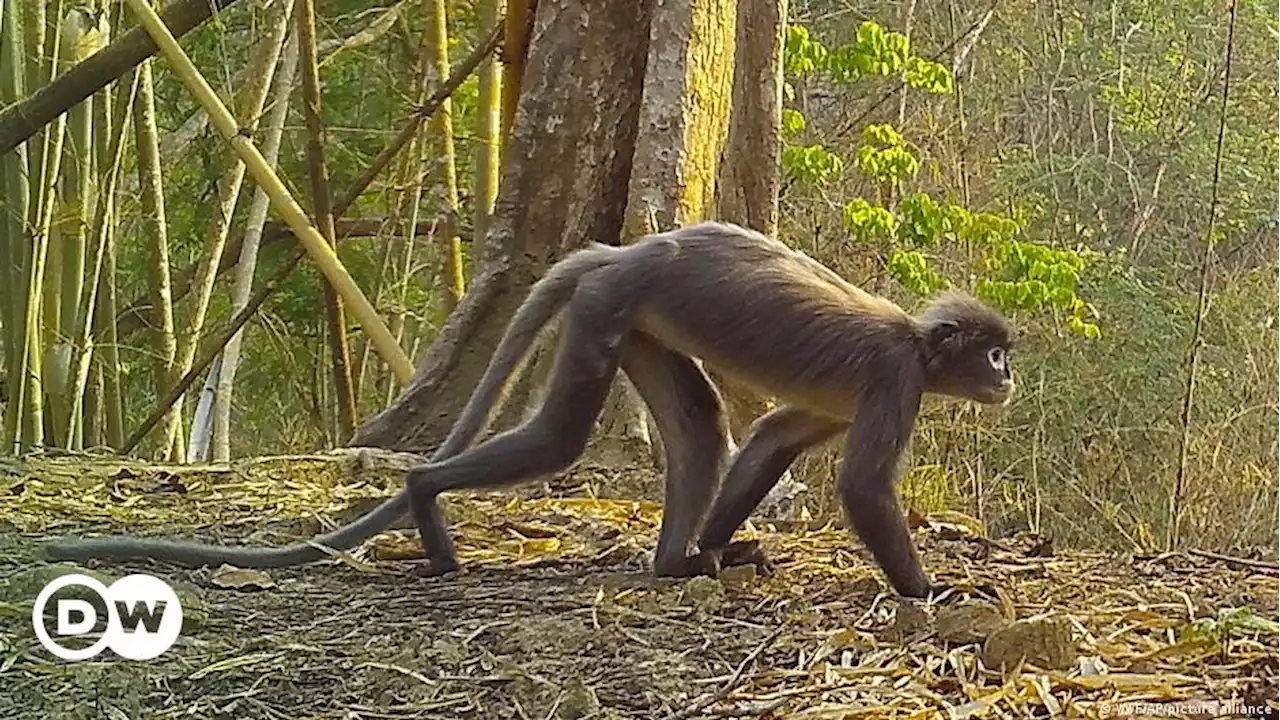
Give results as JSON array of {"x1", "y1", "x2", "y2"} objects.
[{"x1": 0, "y1": 452, "x2": 1276, "y2": 719}]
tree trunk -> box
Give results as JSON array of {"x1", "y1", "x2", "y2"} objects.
[
  {"x1": 715, "y1": 0, "x2": 785, "y2": 237},
  {"x1": 580, "y1": 0, "x2": 738, "y2": 472},
  {"x1": 711, "y1": 0, "x2": 804, "y2": 517},
  {"x1": 350, "y1": 0, "x2": 655, "y2": 451},
  {"x1": 710, "y1": 0, "x2": 787, "y2": 447}
]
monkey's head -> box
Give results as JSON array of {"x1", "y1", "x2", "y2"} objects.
[{"x1": 917, "y1": 292, "x2": 1015, "y2": 405}]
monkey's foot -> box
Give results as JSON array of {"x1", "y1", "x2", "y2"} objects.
[
  {"x1": 716, "y1": 540, "x2": 776, "y2": 576},
  {"x1": 675, "y1": 541, "x2": 775, "y2": 579},
  {"x1": 410, "y1": 556, "x2": 462, "y2": 578},
  {"x1": 927, "y1": 580, "x2": 1001, "y2": 603}
]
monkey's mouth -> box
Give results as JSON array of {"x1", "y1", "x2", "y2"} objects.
[{"x1": 977, "y1": 381, "x2": 1015, "y2": 405}]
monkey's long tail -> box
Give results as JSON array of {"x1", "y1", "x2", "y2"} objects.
[
  {"x1": 43, "y1": 242, "x2": 637, "y2": 569},
  {"x1": 45, "y1": 496, "x2": 413, "y2": 567}
]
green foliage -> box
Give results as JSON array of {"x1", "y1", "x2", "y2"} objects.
[
  {"x1": 844, "y1": 185, "x2": 1099, "y2": 337},
  {"x1": 780, "y1": 20, "x2": 953, "y2": 190},
  {"x1": 855, "y1": 123, "x2": 919, "y2": 187},
  {"x1": 784, "y1": 25, "x2": 828, "y2": 76},
  {"x1": 841, "y1": 198, "x2": 896, "y2": 244},
  {"x1": 788, "y1": 20, "x2": 941, "y2": 87},
  {"x1": 1180, "y1": 607, "x2": 1280, "y2": 644},
  {"x1": 904, "y1": 56, "x2": 954, "y2": 94},
  {"x1": 977, "y1": 239, "x2": 1095, "y2": 329},
  {"x1": 958, "y1": 211, "x2": 1020, "y2": 247},
  {"x1": 887, "y1": 250, "x2": 947, "y2": 295},
  {"x1": 782, "y1": 144, "x2": 842, "y2": 185},
  {"x1": 779, "y1": 19, "x2": 1097, "y2": 339},
  {"x1": 780, "y1": 108, "x2": 806, "y2": 136},
  {"x1": 826, "y1": 21, "x2": 911, "y2": 82},
  {"x1": 895, "y1": 192, "x2": 948, "y2": 247}
]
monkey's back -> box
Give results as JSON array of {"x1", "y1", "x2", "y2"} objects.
[{"x1": 633, "y1": 223, "x2": 922, "y2": 416}]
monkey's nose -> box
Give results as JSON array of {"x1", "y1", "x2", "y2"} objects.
[{"x1": 998, "y1": 379, "x2": 1016, "y2": 406}]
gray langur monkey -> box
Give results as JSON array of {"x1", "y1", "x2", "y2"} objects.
[{"x1": 48, "y1": 222, "x2": 1015, "y2": 598}]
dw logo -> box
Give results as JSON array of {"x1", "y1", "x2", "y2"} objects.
[{"x1": 32, "y1": 573, "x2": 184, "y2": 661}]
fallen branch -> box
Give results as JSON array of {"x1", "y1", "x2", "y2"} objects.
[
  {"x1": 664, "y1": 627, "x2": 784, "y2": 720},
  {"x1": 0, "y1": 0, "x2": 243, "y2": 157},
  {"x1": 1187, "y1": 549, "x2": 1278, "y2": 573}
]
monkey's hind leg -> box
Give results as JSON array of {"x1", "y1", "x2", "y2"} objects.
[
  {"x1": 697, "y1": 407, "x2": 845, "y2": 570},
  {"x1": 620, "y1": 333, "x2": 730, "y2": 578},
  {"x1": 406, "y1": 268, "x2": 641, "y2": 574}
]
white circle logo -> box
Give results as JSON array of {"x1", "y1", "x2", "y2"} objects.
[{"x1": 32, "y1": 573, "x2": 183, "y2": 661}]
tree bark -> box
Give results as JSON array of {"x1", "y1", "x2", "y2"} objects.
[
  {"x1": 715, "y1": 0, "x2": 785, "y2": 236},
  {"x1": 583, "y1": 0, "x2": 737, "y2": 469},
  {"x1": 708, "y1": 0, "x2": 807, "y2": 518},
  {"x1": 712, "y1": 0, "x2": 787, "y2": 447},
  {"x1": 350, "y1": 0, "x2": 655, "y2": 451}
]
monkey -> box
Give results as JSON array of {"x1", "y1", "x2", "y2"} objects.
[
  {"x1": 47, "y1": 222, "x2": 1014, "y2": 598},
  {"x1": 399, "y1": 222, "x2": 1015, "y2": 597}
]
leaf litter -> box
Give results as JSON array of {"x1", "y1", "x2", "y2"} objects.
[{"x1": 0, "y1": 451, "x2": 1275, "y2": 719}]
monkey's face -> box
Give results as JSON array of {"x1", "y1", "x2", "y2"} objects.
[
  {"x1": 919, "y1": 294, "x2": 1016, "y2": 405},
  {"x1": 925, "y1": 335, "x2": 1015, "y2": 404}
]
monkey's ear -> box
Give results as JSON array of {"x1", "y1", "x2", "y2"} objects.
[{"x1": 925, "y1": 320, "x2": 960, "y2": 351}]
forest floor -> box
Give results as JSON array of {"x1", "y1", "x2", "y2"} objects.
[{"x1": 0, "y1": 451, "x2": 1276, "y2": 720}]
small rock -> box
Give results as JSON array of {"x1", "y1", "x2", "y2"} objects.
[
  {"x1": 170, "y1": 581, "x2": 208, "y2": 633},
  {"x1": 718, "y1": 563, "x2": 757, "y2": 588},
  {"x1": 980, "y1": 614, "x2": 1075, "y2": 671},
  {"x1": 887, "y1": 600, "x2": 933, "y2": 642},
  {"x1": 1, "y1": 563, "x2": 111, "y2": 604},
  {"x1": 936, "y1": 600, "x2": 1008, "y2": 645},
  {"x1": 211, "y1": 564, "x2": 276, "y2": 591},
  {"x1": 558, "y1": 677, "x2": 601, "y2": 719},
  {"x1": 681, "y1": 575, "x2": 726, "y2": 613}
]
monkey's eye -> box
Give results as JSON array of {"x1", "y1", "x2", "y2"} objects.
[{"x1": 987, "y1": 346, "x2": 1007, "y2": 371}]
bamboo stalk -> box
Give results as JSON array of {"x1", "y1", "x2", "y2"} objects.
[
  {"x1": 64, "y1": 65, "x2": 138, "y2": 446},
  {"x1": 134, "y1": 58, "x2": 181, "y2": 458},
  {"x1": 212, "y1": 27, "x2": 301, "y2": 461},
  {"x1": 473, "y1": 0, "x2": 503, "y2": 247},
  {"x1": 423, "y1": 0, "x2": 464, "y2": 312},
  {"x1": 296, "y1": 0, "x2": 357, "y2": 438},
  {"x1": 0, "y1": 0, "x2": 31, "y2": 450},
  {"x1": 121, "y1": 0, "x2": 414, "y2": 384}
]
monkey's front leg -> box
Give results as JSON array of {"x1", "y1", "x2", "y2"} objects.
[
  {"x1": 695, "y1": 407, "x2": 844, "y2": 572},
  {"x1": 834, "y1": 395, "x2": 933, "y2": 599}
]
